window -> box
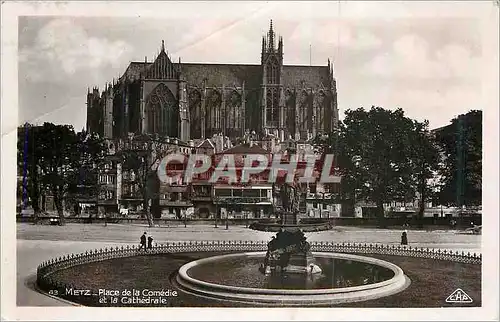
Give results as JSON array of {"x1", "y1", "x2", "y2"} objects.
[
  {"x1": 323, "y1": 203, "x2": 327, "y2": 210},
  {"x1": 215, "y1": 189, "x2": 231, "y2": 197},
  {"x1": 243, "y1": 189, "x2": 260, "y2": 198},
  {"x1": 146, "y1": 83, "x2": 177, "y2": 136},
  {"x1": 266, "y1": 57, "x2": 279, "y2": 84},
  {"x1": 266, "y1": 88, "x2": 279, "y2": 127}
]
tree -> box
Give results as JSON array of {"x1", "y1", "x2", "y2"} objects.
[
  {"x1": 71, "y1": 130, "x2": 107, "y2": 219},
  {"x1": 434, "y1": 110, "x2": 482, "y2": 207},
  {"x1": 408, "y1": 121, "x2": 440, "y2": 227},
  {"x1": 317, "y1": 107, "x2": 439, "y2": 226},
  {"x1": 120, "y1": 137, "x2": 175, "y2": 227},
  {"x1": 35, "y1": 123, "x2": 80, "y2": 224},
  {"x1": 17, "y1": 123, "x2": 107, "y2": 225},
  {"x1": 17, "y1": 124, "x2": 42, "y2": 222}
]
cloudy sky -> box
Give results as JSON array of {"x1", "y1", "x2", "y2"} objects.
[{"x1": 16, "y1": 1, "x2": 496, "y2": 131}]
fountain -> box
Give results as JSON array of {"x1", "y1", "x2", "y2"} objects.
[
  {"x1": 173, "y1": 183, "x2": 410, "y2": 306},
  {"x1": 260, "y1": 183, "x2": 323, "y2": 275}
]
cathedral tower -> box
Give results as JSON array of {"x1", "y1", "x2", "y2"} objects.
[{"x1": 261, "y1": 20, "x2": 285, "y2": 140}]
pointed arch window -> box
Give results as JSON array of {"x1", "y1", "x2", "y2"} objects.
[
  {"x1": 229, "y1": 91, "x2": 241, "y2": 130},
  {"x1": 266, "y1": 57, "x2": 279, "y2": 84},
  {"x1": 300, "y1": 90, "x2": 309, "y2": 129},
  {"x1": 189, "y1": 89, "x2": 202, "y2": 138},
  {"x1": 207, "y1": 90, "x2": 221, "y2": 130},
  {"x1": 266, "y1": 87, "x2": 279, "y2": 127},
  {"x1": 145, "y1": 83, "x2": 177, "y2": 136},
  {"x1": 317, "y1": 91, "x2": 326, "y2": 130}
]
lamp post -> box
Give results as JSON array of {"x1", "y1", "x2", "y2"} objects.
[
  {"x1": 319, "y1": 192, "x2": 322, "y2": 219},
  {"x1": 322, "y1": 192, "x2": 326, "y2": 220},
  {"x1": 214, "y1": 197, "x2": 218, "y2": 228},
  {"x1": 225, "y1": 199, "x2": 229, "y2": 230}
]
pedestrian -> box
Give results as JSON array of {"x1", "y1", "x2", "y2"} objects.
[
  {"x1": 147, "y1": 235, "x2": 153, "y2": 250},
  {"x1": 401, "y1": 230, "x2": 408, "y2": 245},
  {"x1": 139, "y1": 232, "x2": 147, "y2": 251}
]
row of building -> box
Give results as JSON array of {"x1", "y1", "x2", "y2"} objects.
[{"x1": 77, "y1": 133, "x2": 343, "y2": 220}]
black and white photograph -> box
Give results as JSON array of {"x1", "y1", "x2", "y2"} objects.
[{"x1": 1, "y1": 1, "x2": 498, "y2": 320}]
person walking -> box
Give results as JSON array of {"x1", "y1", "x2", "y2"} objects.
[
  {"x1": 139, "y1": 232, "x2": 147, "y2": 251},
  {"x1": 401, "y1": 230, "x2": 408, "y2": 245},
  {"x1": 147, "y1": 235, "x2": 154, "y2": 250}
]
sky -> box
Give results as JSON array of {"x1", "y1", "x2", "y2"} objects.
[{"x1": 16, "y1": 1, "x2": 495, "y2": 132}]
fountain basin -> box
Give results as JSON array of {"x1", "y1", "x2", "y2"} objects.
[{"x1": 175, "y1": 252, "x2": 410, "y2": 306}]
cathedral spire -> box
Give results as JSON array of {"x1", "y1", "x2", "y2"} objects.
[
  {"x1": 161, "y1": 40, "x2": 165, "y2": 52},
  {"x1": 268, "y1": 19, "x2": 275, "y2": 51}
]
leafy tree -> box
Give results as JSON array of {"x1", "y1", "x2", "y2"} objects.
[
  {"x1": 434, "y1": 110, "x2": 482, "y2": 207},
  {"x1": 17, "y1": 123, "x2": 107, "y2": 225},
  {"x1": 71, "y1": 130, "x2": 107, "y2": 218},
  {"x1": 119, "y1": 137, "x2": 175, "y2": 227},
  {"x1": 316, "y1": 107, "x2": 439, "y2": 226},
  {"x1": 408, "y1": 121, "x2": 441, "y2": 227},
  {"x1": 34, "y1": 123, "x2": 80, "y2": 224},
  {"x1": 17, "y1": 124, "x2": 42, "y2": 222}
]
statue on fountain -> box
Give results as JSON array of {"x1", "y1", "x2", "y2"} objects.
[{"x1": 260, "y1": 183, "x2": 322, "y2": 275}]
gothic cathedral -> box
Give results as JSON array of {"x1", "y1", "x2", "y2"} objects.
[{"x1": 86, "y1": 21, "x2": 339, "y2": 142}]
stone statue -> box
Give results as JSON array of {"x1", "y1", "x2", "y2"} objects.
[
  {"x1": 260, "y1": 228, "x2": 322, "y2": 276},
  {"x1": 280, "y1": 183, "x2": 300, "y2": 213}
]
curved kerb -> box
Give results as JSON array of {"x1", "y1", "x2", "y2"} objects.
[
  {"x1": 174, "y1": 251, "x2": 409, "y2": 306},
  {"x1": 35, "y1": 241, "x2": 480, "y2": 306}
]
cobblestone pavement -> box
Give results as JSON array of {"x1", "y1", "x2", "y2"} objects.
[{"x1": 16, "y1": 223, "x2": 481, "y2": 306}]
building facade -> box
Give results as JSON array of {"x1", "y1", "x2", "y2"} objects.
[{"x1": 86, "y1": 21, "x2": 339, "y2": 143}]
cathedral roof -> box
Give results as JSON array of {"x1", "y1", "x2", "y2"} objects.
[
  {"x1": 281, "y1": 65, "x2": 330, "y2": 89},
  {"x1": 180, "y1": 63, "x2": 262, "y2": 89},
  {"x1": 121, "y1": 62, "x2": 151, "y2": 81},
  {"x1": 120, "y1": 61, "x2": 331, "y2": 90}
]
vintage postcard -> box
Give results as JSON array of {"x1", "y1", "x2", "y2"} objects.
[{"x1": 1, "y1": 1, "x2": 499, "y2": 321}]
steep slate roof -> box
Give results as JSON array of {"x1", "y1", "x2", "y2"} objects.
[
  {"x1": 121, "y1": 62, "x2": 151, "y2": 81},
  {"x1": 120, "y1": 61, "x2": 330, "y2": 90},
  {"x1": 180, "y1": 63, "x2": 262, "y2": 89},
  {"x1": 282, "y1": 65, "x2": 330, "y2": 88}
]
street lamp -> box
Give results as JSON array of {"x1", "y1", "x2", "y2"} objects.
[
  {"x1": 319, "y1": 192, "x2": 323, "y2": 219},
  {"x1": 225, "y1": 199, "x2": 229, "y2": 230},
  {"x1": 214, "y1": 197, "x2": 218, "y2": 228}
]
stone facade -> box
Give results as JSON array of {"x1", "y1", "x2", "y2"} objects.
[{"x1": 86, "y1": 21, "x2": 339, "y2": 142}]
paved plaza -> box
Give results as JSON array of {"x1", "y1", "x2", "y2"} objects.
[{"x1": 16, "y1": 223, "x2": 481, "y2": 306}]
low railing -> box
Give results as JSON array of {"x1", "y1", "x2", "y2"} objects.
[
  {"x1": 37, "y1": 240, "x2": 481, "y2": 282},
  {"x1": 36, "y1": 241, "x2": 481, "y2": 305}
]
